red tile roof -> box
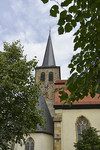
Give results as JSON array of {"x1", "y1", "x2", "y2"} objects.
[
  {"x1": 55, "y1": 80, "x2": 67, "y2": 84},
  {"x1": 55, "y1": 80, "x2": 100, "y2": 105}
]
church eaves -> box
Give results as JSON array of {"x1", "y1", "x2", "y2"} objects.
[{"x1": 42, "y1": 33, "x2": 56, "y2": 67}]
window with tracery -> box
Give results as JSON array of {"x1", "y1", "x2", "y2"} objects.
[
  {"x1": 49, "y1": 72, "x2": 53, "y2": 81},
  {"x1": 41, "y1": 72, "x2": 45, "y2": 81},
  {"x1": 25, "y1": 137, "x2": 34, "y2": 150},
  {"x1": 77, "y1": 116, "x2": 89, "y2": 140}
]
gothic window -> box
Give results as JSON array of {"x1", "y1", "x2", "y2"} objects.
[
  {"x1": 41, "y1": 72, "x2": 45, "y2": 81},
  {"x1": 76, "y1": 116, "x2": 89, "y2": 140},
  {"x1": 49, "y1": 72, "x2": 53, "y2": 81},
  {"x1": 25, "y1": 137, "x2": 34, "y2": 150}
]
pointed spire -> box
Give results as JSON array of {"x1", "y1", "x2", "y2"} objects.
[{"x1": 42, "y1": 32, "x2": 56, "y2": 67}]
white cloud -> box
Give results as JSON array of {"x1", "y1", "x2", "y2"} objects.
[
  {"x1": 10, "y1": 0, "x2": 26, "y2": 14},
  {"x1": 0, "y1": 0, "x2": 76, "y2": 80},
  {"x1": 23, "y1": 42, "x2": 46, "y2": 65}
]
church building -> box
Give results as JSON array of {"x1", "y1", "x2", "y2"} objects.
[{"x1": 14, "y1": 33, "x2": 100, "y2": 150}]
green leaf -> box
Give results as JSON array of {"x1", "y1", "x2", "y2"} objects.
[
  {"x1": 59, "y1": 90, "x2": 68, "y2": 101},
  {"x1": 76, "y1": 65, "x2": 82, "y2": 73},
  {"x1": 58, "y1": 18, "x2": 65, "y2": 26},
  {"x1": 61, "y1": 0, "x2": 72, "y2": 7},
  {"x1": 50, "y1": 5, "x2": 59, "y2": 17},
  {"x1": 65, "y1": 23, "x2": 72, "y2": 32},
  {"x1": 98, "y1": 63, "x2": 100, "y2": 71},
  {"x1": 70, "y1": 67, "x2": 75, "y2": 74},
  {"x1": 60, "y1": 10, "x2": 67, "y2": 18},
  {"x1": 74, "y1": 36, "x2": 79, "y2": 43},
  {"x1": 71, "y1": 20, "x2": 77, "y2": 27},
  {"x1": 58, "y1": 26, "x2": 64, "y2": 34},
  {"x1": 68, "y1": 63, "x2": 73, "y2": 68},
  {"x1": 74, "y1": 42, "x2": 80, "y2": 51},
  {"x1": 97, "y1": 77, "x2": 100, "y2": 84},
  {"x1": 66, "y1": 14, "x2": 72, "y2": 22},
  {"x1": 69, "y1": 5, "x2": 78, "y2": 13},
  {"x1": 97, "y1": 86, "x2": 100, "y2": 94},
  {"x1": 90, "y1": 89, "x2": 95, "y2": 98},
  {"x1": 41, "y1": 0, "x2": 49, "y2": 3}
]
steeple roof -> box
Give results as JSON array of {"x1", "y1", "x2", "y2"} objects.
[
  {"x1": 36, "y1": 91, "x2": 53, "y2": 135},
  {"x1": 42, "y1": 33, "x2": 56, "y2": 67}
]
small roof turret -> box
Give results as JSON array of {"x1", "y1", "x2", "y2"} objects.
[{"x1": 42, "y1": 33, "x2": 56, "y2": 67}]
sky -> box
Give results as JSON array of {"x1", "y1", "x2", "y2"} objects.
[{"x1": 0, "y1": 0, "x2": 75, "y2": 79}]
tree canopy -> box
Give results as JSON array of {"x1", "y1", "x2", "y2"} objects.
[
  {"x1": 74, "y1": 127, "x2": 100, "y2": 150},
  {"x1": 41, "y1": 0, "x2": 100, "y2": 103},
  {"x1": 0, "y1": 41, "x2": 43, "y2": 149}
]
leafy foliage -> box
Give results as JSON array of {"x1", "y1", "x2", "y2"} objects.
[
  {"x1": 74, "y1": 127, "x2": 100, "y2": 150},
  {"x1": 0, "y1": 41, "x2": 43, "y2": 149},
  {"x1": 41, "y1": 0, "x2": 100, "y2": 103}
]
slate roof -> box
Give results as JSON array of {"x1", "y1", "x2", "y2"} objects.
[
  {"x1": 42, "y1": 33, "x2": 56, "y2": 67},
  {"x1": 36, "y1": 91, "x2": 54, "y2": 135}
]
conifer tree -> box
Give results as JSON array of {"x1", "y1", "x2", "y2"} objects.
[{"x1": 74, "y1": 127, "x2": 100, "y2": 150}]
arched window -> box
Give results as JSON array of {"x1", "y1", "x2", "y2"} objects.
[
  {"x1": 25, "y1": 137, "x2": 34, "y2": 150},
  {"x1": 76, "y1": 116, "x2": 89, "y2": 140},
  {"x1": 49, "y1": 72, "x2": 53, "y2": 81},
  {"x1": 41, "y1": 72, "x2": 45, "y2": 81}
]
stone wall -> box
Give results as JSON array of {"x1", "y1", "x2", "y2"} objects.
[
  {"x1": 35, "y1": 67, "x2": 60, "y2": 116},
  {"x1": 53, "y1": 113, "x2": 62, "y2": 150}
]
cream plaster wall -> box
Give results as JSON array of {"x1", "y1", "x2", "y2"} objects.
[
  {"x1": 14, "y1": 133, "x2": 53, "y2": 150},
  {"x1": 55, "y1": 109, "x2": 100, "y2": 150}
]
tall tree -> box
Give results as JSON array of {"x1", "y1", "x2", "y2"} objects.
[
  {"x1": 0, "y1": 41, "x2": 42, "y2": 149},
  {"x1": 74, "y1": 127, "x2": 100, "y2": 150},
  {"x1": 41, "y1": 0, "x2": 100, "y2": 103}
]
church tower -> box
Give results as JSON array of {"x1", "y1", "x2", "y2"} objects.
[{"x1": 35, "y1": 33, "x2": 61, "y2": 116}]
